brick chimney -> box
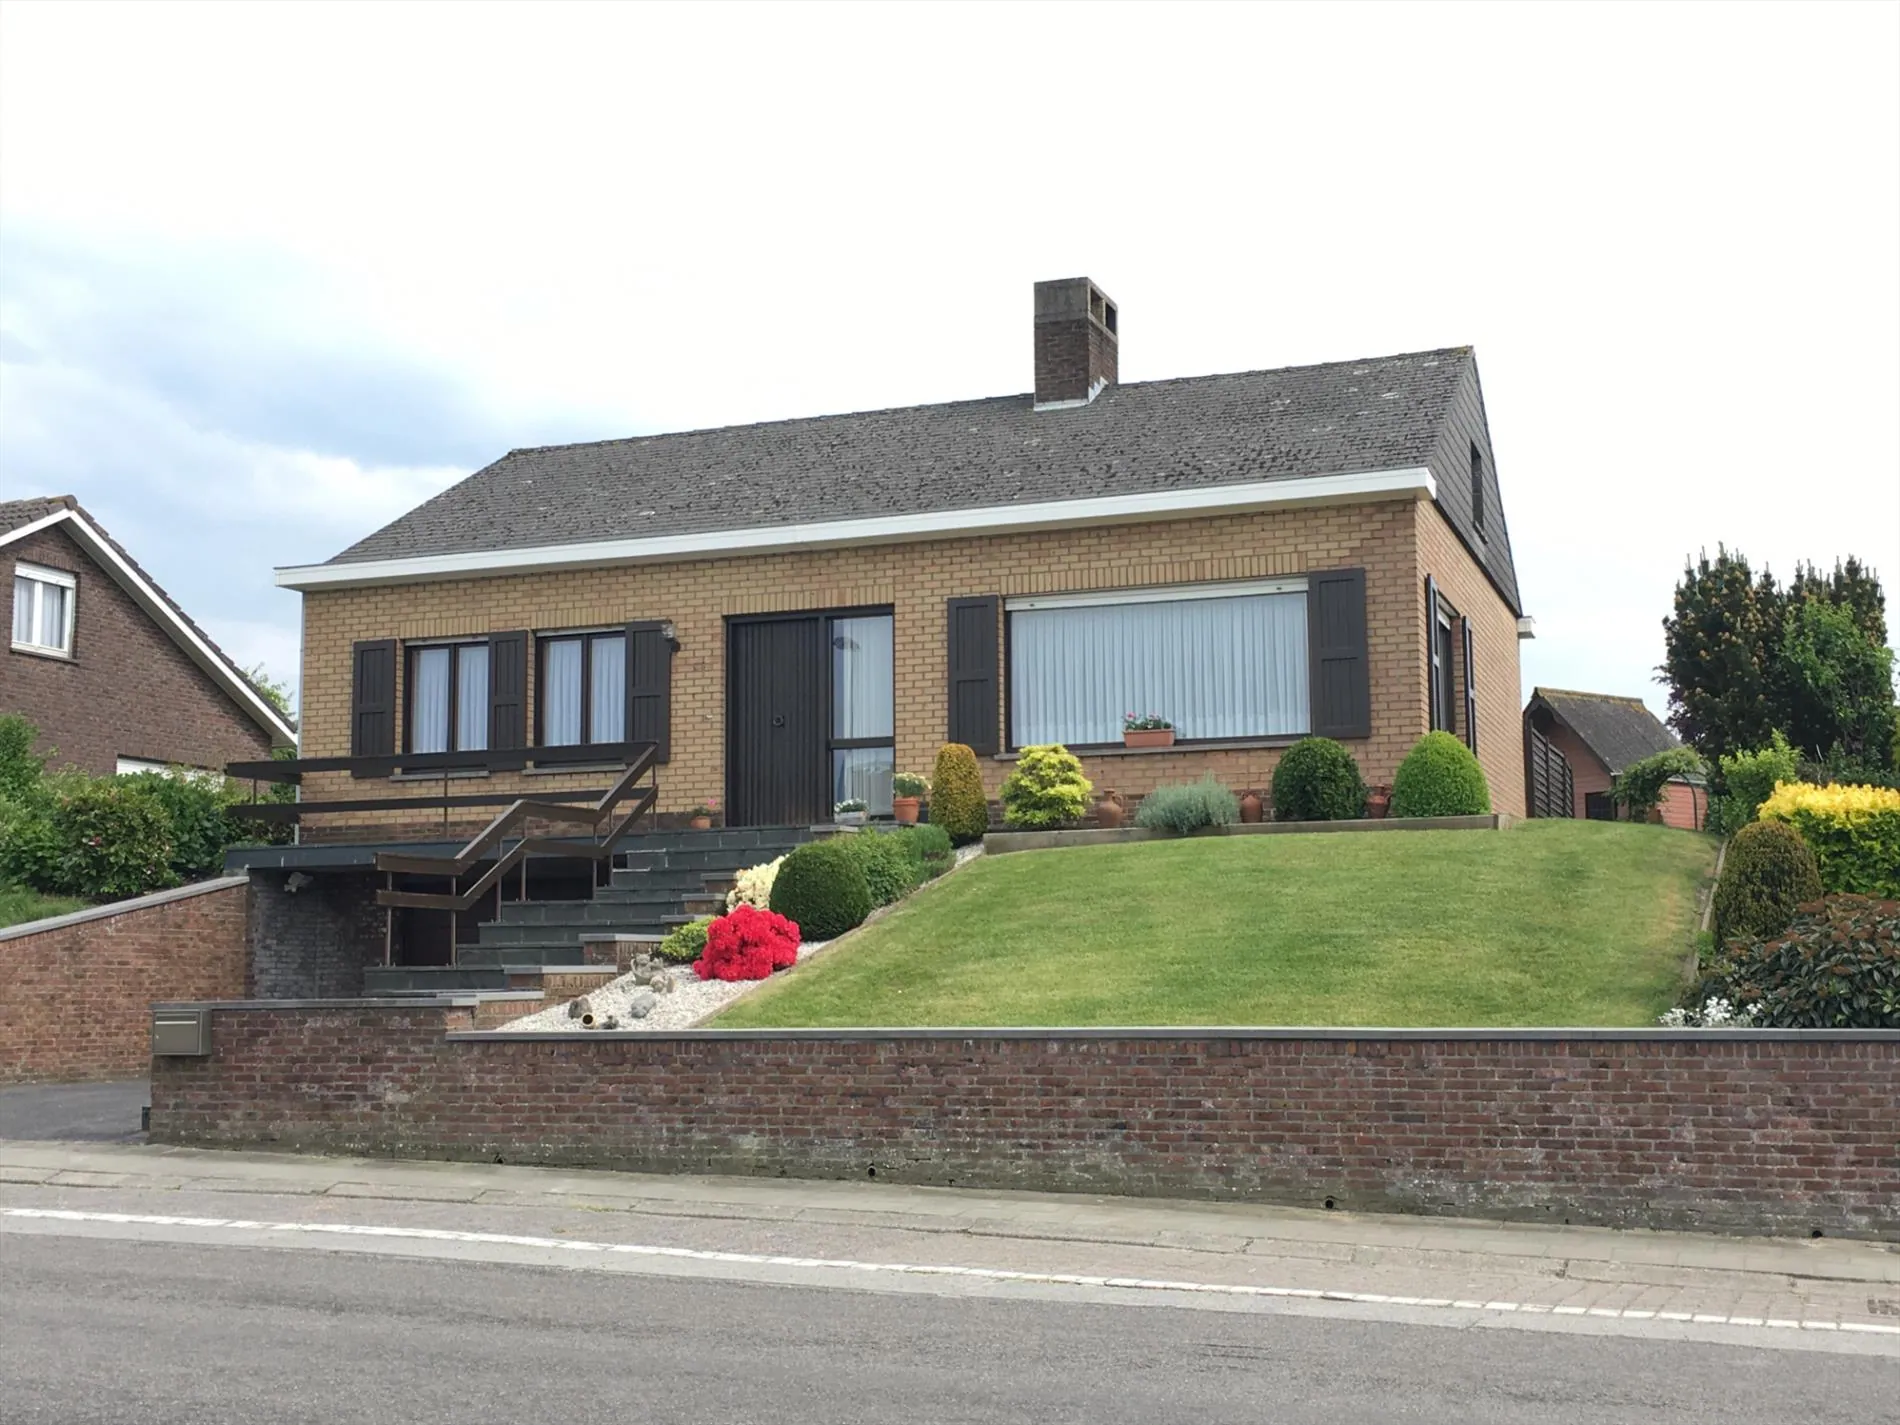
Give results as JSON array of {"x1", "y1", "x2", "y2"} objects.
[{"x1": 1033, "y1": 277, "x2": 1118, "y2": 407}]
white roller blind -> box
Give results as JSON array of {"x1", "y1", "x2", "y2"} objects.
[{"x1": 1009, "y1": 590, "x2": 1309, "y2": 746}]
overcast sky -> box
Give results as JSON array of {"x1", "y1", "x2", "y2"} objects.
[{"x1": 3, "y1": 1, "x2": 1895, "y2": 720}]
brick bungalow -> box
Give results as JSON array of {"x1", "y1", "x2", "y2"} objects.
[
  {"x1": 273, "y1": 278, "x2": 1531, "y2": 839},
  {"x1": 1522, "y1": 687, "x2": 1707, "y2": 829},
  {"x1": 2, "y1": 496, "x2": 296, "y2": 775}
]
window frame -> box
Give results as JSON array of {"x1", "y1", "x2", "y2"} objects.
[
  {"x1": 535, "y1": 626, "x2": 627, "y2": 747},
  {"x1": 1002, "y1": 577, "x2": 1312, "y2": 752},
  {"x1": 403, "y1": 639, "x2": 491, "y2": 755},
  {"x1": 10, "y1": 561, "x2": 77, "y2": 658}
]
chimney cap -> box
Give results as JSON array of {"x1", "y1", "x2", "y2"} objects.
[{"x1": 1034, "y1": 277, "x2": 1118, "y2": 336}]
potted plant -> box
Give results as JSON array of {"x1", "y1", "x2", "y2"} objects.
[
  {"x1": 1122, "y1": 712, "x2": 1176, "y2": 750},
  {"x1": 1366, "y1": 785, "x2": 1392, "y2": 820},
  {"x1": 891, "y1": 773, "x2": 928, "y2": 825},
  {"x1": 687, "y1": 799, "x2": 718, "y2": 830},
  {"x1": 833, "y1": 797, "x2": 867, "y2": 826}
]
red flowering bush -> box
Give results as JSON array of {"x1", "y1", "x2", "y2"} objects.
[{"x1": 692, "y1": 905, "x2": 801, "y2": 981}]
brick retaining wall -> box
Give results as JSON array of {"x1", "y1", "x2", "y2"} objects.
[
  {"x1": 148, "y1": 1002, "x2": 1900, "y2": 1237},
  {"x1": 1, "y1": 878, "x2": 249, "y2": 1083}
]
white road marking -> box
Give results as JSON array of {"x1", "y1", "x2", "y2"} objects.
[{"x1": 6, "y1": 1206, "x2": 1896, "y2": 1339}]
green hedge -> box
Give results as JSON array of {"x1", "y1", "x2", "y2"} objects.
[
  {"x1": 769, "y1": 838, "x2": 873, "y2": 940},
  {"x1": 656, "y1": 916, "x2": 715, "y2": 965},
  {"x1": 840, "y1": 830, "x2": 923, "y2": 907},
  {"x1": 1389, "y1": 732, "x2": 1491, "y2": 818},
  {"x1": 1269, "y1": 738, "x2": 1367, "y2": 822},
  {"x1": 892, "y1": 823, "x2": 954, "y2": 879}
]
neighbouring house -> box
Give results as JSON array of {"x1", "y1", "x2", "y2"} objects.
[
  {"x1": 1522, "y1": 687, "x2": 1706, "y2": 829},
  {"x1": 2, "y1": 496, "x2": 296, "y2": 775},
  {"x1": 233, "y1": 278, "x2": 1534, "y2": 995}
]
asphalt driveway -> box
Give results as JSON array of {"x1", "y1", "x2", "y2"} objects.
[{"x1": 0, "y1": 1079, "x2": 148, "y2": 1142}]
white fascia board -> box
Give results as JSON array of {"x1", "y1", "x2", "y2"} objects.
[
  {"x1": 276, "y1": 466, "x2": 1437, "y2": 592},
  {"x1": 0, "y1": 510, "x2": 75, "y2": 550},
  {"x1": 28, "y1": 508, "x2": 299, "y2": 745}
]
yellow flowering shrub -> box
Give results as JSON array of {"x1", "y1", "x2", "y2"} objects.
[{"x1": 1756, "y1": 781, "x2": 1900, "y2": 897}]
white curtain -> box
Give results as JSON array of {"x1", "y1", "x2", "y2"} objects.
[
  {"x1": 11, "y1": 576, "x2": 33, "y2": 646},
  {"x1": 833, "y1": 747, "x2": 894, "y2": 815},
  {"x1": 543, "y1": 639, "x2": 583, "y2": 745},
  {"x1": 455, "y1": 644, "x2": 489, "y2": 751},
  {"x1": 410, "y1": 647, "x2": 451, "y2": 753},
  {"x1": 832, "y1": 615, "x2": 894, "y2": 738},
  {"x1": 1009, "y1": 591, "x2": 1309, "y2": 746},
  {"x1": 590, "y1": 634, "x2": 626, "y2": 743},
  {"x1": 12, "y1": 575, "x2": 68, "y2": 650}
]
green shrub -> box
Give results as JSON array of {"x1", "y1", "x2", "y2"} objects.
[
  {"x1": 116, "y1": 771, "x2": 246, "y2": 881},
  {"x1": 1712, "y1": 895, "x2": 1900, "y2": 1028},
  {"x1": 0, "y1": 794, "x2": 60, "y2": 892},
  {"x1": 1611, "y1": 746, "x2": 1705, "y2": 822},
  {"x1": 0, "y1": 714, "x2": 46, "y2": 802},
  {"x1": 1711, "y1": 819, "x2": 1824, "y2": 946},
  {"x1": 1708, "y1": 732, "x2": 1799, "y2": 837},
  {"x1": 891, "y1": 823, "x2": 954, "y2": 879},
  {"x1": 1389, "y1": 732, "x2": 1491, "y2": 818},
  {"x1": 930, "y1": 743, "x2": 989, "y2": 845},
  {"x1": 1134, "y1": 777, "x2": 1238, "y2": 834},
  {"x1": 840, "y1": 829, "x2": 923, "y2": 906},
  {"x1": 1755, "y1": 780, "x2": 1900, "y2": 898},
  {"x1": 43, "y1": 782, "x2": 178, "y2": 900},
  {"x1": 769, "y1": 837, "x2": 873, "y2": 940},
  {"x1": 999, "y1": 744, "x2": 1093, "y2": 828},
  {"x1": 1269, "y1": 737, "x2": 1367, "y2": 822},
  {"x1": 656, "y1": 915, "x2": 715, "y2": 965}
]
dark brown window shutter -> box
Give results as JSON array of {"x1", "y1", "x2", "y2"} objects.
[
  {"x1": 488, "y1": 631, "x2": 528, "y2": 750},
  {"x1": 1462, "y1": 618, "x2": 1479, "y2": 754},
  {"x1": 1425, "y1": 575, "x2": 1443, "y2": 732},
  {"x1": 626, "y1": 621, "x2": 673, "y2": 762},
  {"x1": 1307, "y1": 569, "x2": 1371, "y2": 740},
  {"x1": 350, "y1": 639, "x2": 396, "y2": 761},
  {"x1": 946, "y1": 596, "x2": 1000, "y2": 754}
]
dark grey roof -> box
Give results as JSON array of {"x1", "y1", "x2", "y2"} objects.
[
  {"x1": 330, "y1": 348, "x2": 1521, "y2": 602},
  {"x1": 1, "y1": 495, "x2": 75, "y2": 535},
  {"x1": 1529, "y1": 689, "x2": 1680, "y2": 775}
]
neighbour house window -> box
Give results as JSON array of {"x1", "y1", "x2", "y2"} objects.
[
  {"x1": 832, "y1": 614, "x2": 895, "y2": 815},
  {"x1": 1470, "y1": 442, "x2": 1486, "y2": 534},
  {"x1": 539, "y1": 631, "x2": 626, "y2": 746},
  {"x1": 1006, "y1": 581, "x2": 1309, "y2": 747},
  {"x1": 10, "y1": 562, "x2": 76, "y2": 656},
  {"x1": 406, "y1": 642, "x2": 490, "y2": 753},
  {"x1": 1427, "y1": 577, "x2": 1458, "y2": 735}
]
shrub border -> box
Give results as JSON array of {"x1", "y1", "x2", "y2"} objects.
[{"x1": 982, "y1": 814, "x2": 1516, "y2": 855}]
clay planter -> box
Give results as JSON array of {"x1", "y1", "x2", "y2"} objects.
[
  {"x1": 1366, "y1": 789, "x2": 1391, "y2": 821},
  {"x1": 689, "y1": 814, "x2": 713, "y2": 830},
  {"x1": 1094, "y1": 791, "x2": 1126, "y2": 828},
  {"x1": 1238, "y1": 791, "x2": 1264, "y2": 824},
  {"x1": 1122, "y1": 728, "x2": 1176, "y2": 750},
  {"x1": 892, "y1": 796, "x2": 921, "y2": 825}
]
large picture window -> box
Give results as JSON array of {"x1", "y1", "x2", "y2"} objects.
[
  {"x1": 1007, "y1": 581, "x2": 1309, "y2": 747},
  {"x1": 11, "y1": 562, "x2": 75, "y2": 657},
  {"x1": 406, "y1": 642, "x2": 489, "y2": 753},
  {"x1": 831, "y1": 613, "x2": 894, "y2": 814},
  {"x1": 539, "y1": 631, "x2": 626, "y2": 746}
]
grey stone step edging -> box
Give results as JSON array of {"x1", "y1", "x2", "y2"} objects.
[
  {"x1": 0, "y1": 874, "x2": 249, "y2": 943},
  {"x1": 984, "y1": 814, "x2": 1513, "y2": 855}
]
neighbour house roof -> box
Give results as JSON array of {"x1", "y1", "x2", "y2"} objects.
[
  {"x1": 1, "y1": 495, "x2": 298, "y2": 746},
  {"x1": 295, "y1": 345, "x2": 1521, "y2": 612},
  {"x1": 1526, "y1": 688, "x2": 1681, "y2": 776}
]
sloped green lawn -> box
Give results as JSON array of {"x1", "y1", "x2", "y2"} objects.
[{"x1": 714, "y1": 820, "x2": 1716, "y2": 1028}]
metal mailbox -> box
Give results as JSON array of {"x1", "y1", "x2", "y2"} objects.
[{"x1": 151, "y1": 1007, "x2": 211, "y2": 1057}]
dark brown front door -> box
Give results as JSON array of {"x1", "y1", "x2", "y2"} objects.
[{"x1": 726, "y1": 616, "x2": 828, "y2": 826}]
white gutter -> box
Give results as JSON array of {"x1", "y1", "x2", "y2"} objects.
[
  {"x1": 2, "y1": 508, "x2": 299, "y2": 745},
  {"x1": 276, "y1": 467, "x2": 1437, "y2": 591}
]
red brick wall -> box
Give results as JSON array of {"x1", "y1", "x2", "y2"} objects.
[
  {"x1": 0, "y1": 879, "x2": 250, "y2": 1084},
  {"x1": 150, "y1": 1004, "x2": 1900, "y2": 1238},
  {"x1": 1, "y1": 523, "x2": 274, "y2": 777}
]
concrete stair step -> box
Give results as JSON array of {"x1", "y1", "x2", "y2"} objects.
[
  {"x1": 365, "y1": 966, "x2": 509, "y2": 993},
  {"x1": 454, "y1": 943, "x2": 590, "y2": 968}
]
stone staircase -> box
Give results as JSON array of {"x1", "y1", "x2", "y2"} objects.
[{"x1": 362, "y1": 826, "x2": 814, "y2": 994}]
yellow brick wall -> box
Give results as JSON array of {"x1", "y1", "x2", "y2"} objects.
[
  {"x1": 296, "y1": 497, "x2": 1508, "y2": 832},
  {"x1": 1416, "y1": 502, "x2": 1527, "y2": 817}
]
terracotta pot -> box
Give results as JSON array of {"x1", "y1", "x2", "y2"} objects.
[
  {"x1": 1238, "y1": 791, "x2": 1264, "y2": 824},
  {"x1": 1094, "y1": 791, "x2": 1126, "y2": 829},
  {"x1": 689, "y1": 815, "x2": 713, "y2": 830},
  {"x1": 1366, "y1": 790, "x2": 1390, "y2": 821},
  {"x1": 1122, "y1": 728, "x2": 1176, "y2": 749},
  {"x1": 892, "y1": 796, "x2": 920, "y2": 825}
]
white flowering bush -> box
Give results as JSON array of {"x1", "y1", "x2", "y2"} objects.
[
  {"x1": 1657, "y1": 997, "x2": 1763, "y2": 1029},
  {"x1": 726, "y1": 855, "x2": 784, "y2": 911}
]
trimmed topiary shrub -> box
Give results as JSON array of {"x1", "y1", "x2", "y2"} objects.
[
  {"x1": 1709, "y1": 895, "x2": 1900, "y2": 1028},
  {"x1": 1389, "y1": 732, "x2": 1491, "y2": 818},
  {"x1": 768, "y1": 837, "x2": 873, "y2": 940},
  {"x1": 692, "y1": 904, "x2": 800, "y2": 982},
  {"x1": 1133, "y1": 777, "x2": 1239, "y2": 834},
  {"x1": 1269, "y1": 737, "x2": 1367, "y2": 822},
  {"x1": 656, "y1": 915, "x2": 715, "y2": 965},
  {"x1": 999, "y1": 744, "x2": 1093, "y2": 828},
  {"x1": 1711, "y1": 819, "x2": 1824, "y2": 946},
  {"x1": 1756, "y1": 780, "x2": 1900, "y2": 898},
  {"x1": 930, "y1": 743, "x2": 989, "y2": 845},
  {"x1": 892, "y1": 822, "x2": 954, "y2": 879},
  {"x1": 841, "y1": 829, "x2": 922, "y2": 906}
]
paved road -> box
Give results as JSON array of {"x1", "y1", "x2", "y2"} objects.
[
  {"x1": 0, "y1": 1078, "x2": 146, "y2": 1141},
  {"x1": 4, "y1": 1232, "x2": 1894, "y2": 1425}
]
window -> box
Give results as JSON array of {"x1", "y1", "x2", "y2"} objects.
[
  {"x1": 1470, "y1": 442, "x2": 1485, "y2": 534},
  {"x1": 831, "y1": 614, "x2": 895, "y2": 815},
  {"x1": 539, "y1": 631, "x2": 626, "y2": 746},
  {"x1": 406, "y1": 642, "x2": 490, "y2": 753},
  {"x1": 1431, "y1": 605, "x2": 1457, "y2": 734},
  {"x1": 11, "y1": 563, "x2": 75, "y2": 656},
  {"x1": 1007, "y1": 581, "x2": 1309, "y2": 747}
]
